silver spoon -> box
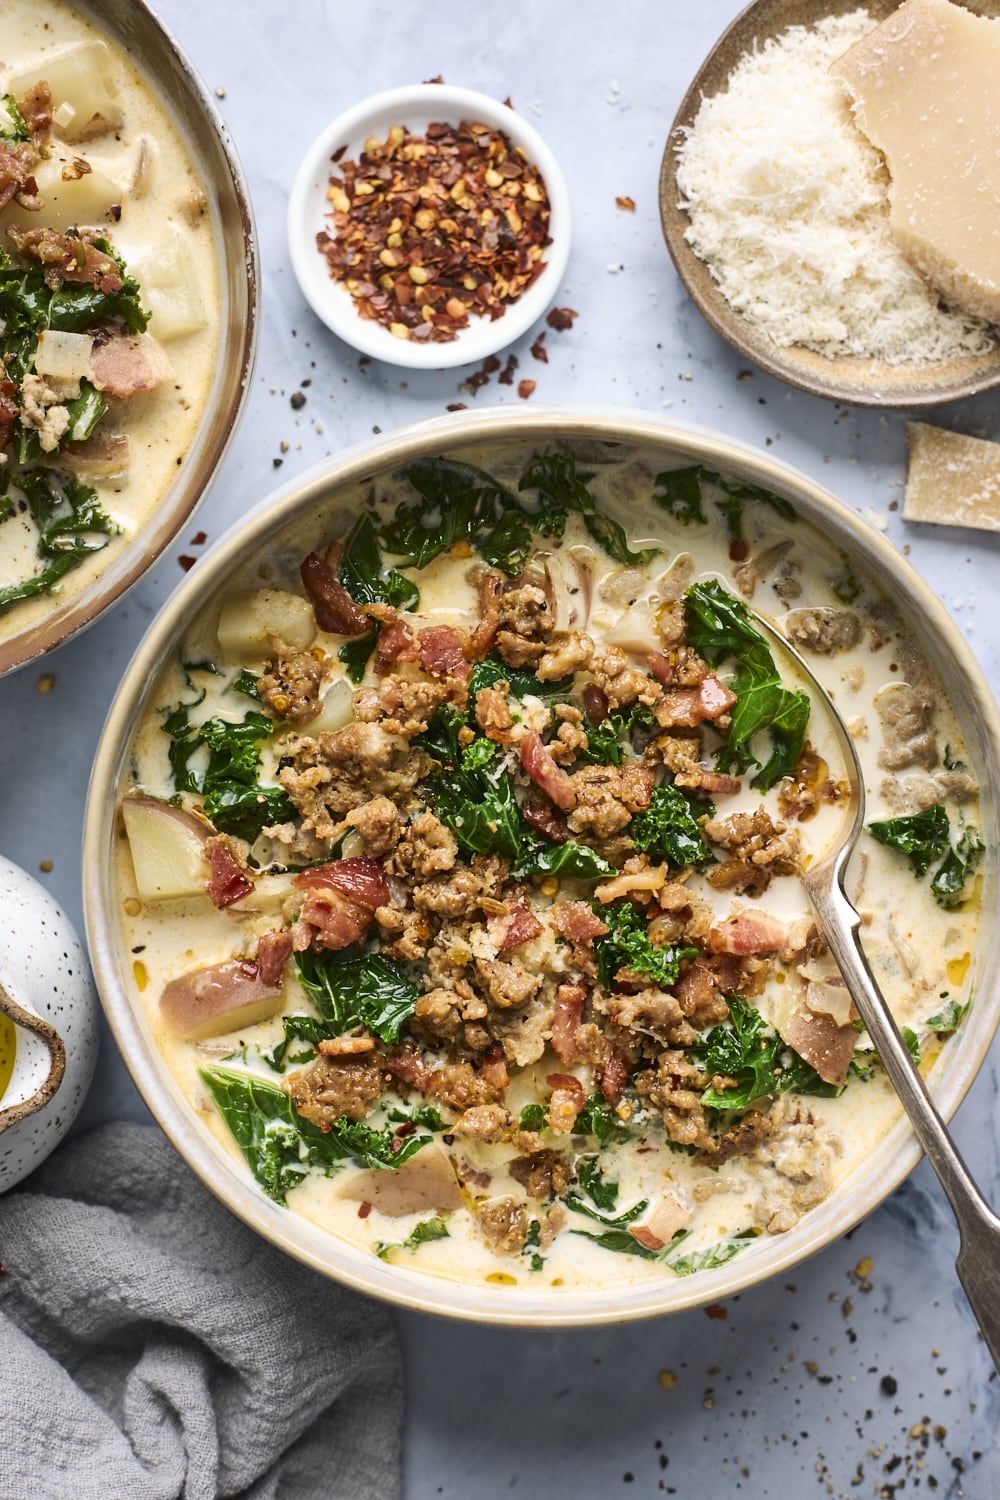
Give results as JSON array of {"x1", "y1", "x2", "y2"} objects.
[{"x1": 752, "y1": 609, "x2": 1000, "y2": 1372}]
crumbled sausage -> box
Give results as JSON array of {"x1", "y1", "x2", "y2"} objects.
[
  {"x1": 285, "y1": 1053, "x2": 383, "y2": 1127},
  {"x1": 508, "y1": 1149, "x2": 572, "y2": 1199},
  {"x1": 257, "y1": 640, "x2": 331, "y2": 725},
  {"x1": 345, "y1": 795, "x2": 403, "y2": 856},
  {"x1": 784, "y1": 607, "x2": 862, "y2": 655},
  {"x1": 476, "y1": 1197, "x2": 529, "y2": 1254}
]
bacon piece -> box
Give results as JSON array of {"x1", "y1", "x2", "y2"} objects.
[
  {"x1": 0, "y1": 146, "x2": 32, "y2": 210},
  {"x1": 655, "y1": 688, "x2": 702, "y2": 728},
  {"x1": 419, "y1": 625, "x2": 471, "y2": 680},
  {"x1": 205, "y1": 841, "x2": 252, "y2": 909},
  {"x1": 553, "y1": 901, "x2": 609, "y2": 945},
  {"x1": 0, "y1": 380, "x2": 18, "y2": 451},
  {"x1": 293, "y1": 856, "x2": 389, "y2": 952},
  {"x1": 300, "y1": 552, "x2": 369, "y2": 635},
  {"x1": 698, "y1": 770, "x2": 743, "y2": 795},
  {"x1": 523, "y1": 801, "x2": 567, "y2": 843},
  {"x1": 629, "y1": 1225, "x2": 666, "y2": 1253},
  {"x1": 384, "y1": 1049, "x2": 432, "y2": 1092},
  {"x1": 256, "y1": 930, "x2": 293, "y2": 986},
  {"x1": 646, "y1": 652, "x2": 675, "y2": 687},
  {"x1": 373, "y1": 616, "x2": 418, "y2": 674},
  {"x1": 600, "y1": 1048, "x2": 629, "y2": 1107},
  {"x1": 551, "y1": 983, "x2": 586, "y2": 1065},
  {"x1": 583, "y1": 683, "x2": 610, "y2": 725},
  {"x1": 698, "y1": 674, "x2": 738, "y2": 720},
  {"x1": 7, "y1": 225, "x2": 123, "y2": 291},
  {"x1": 480, "y1": 1043, "x2": 510, "y2": 1091},
  {"x1": 492, "y1": 902, "x2": 543, "y2": 951},
  {"x1": 629, "y1": 1195, "x2": 694, "y2": 1252},
  {"x1": 468, "y1": 572, "x2": 503, "y2": 660},
  {"x1": 88, "y1": 335, "x2": 164, "y2": 399},
  {"x1": 520, "y1": 731, "x2": 577, "y2": 811},
  {"x1": 294, "y1": 856, "x2": 390, "y2": 908},
  {"x1": 19, "y1": 82, "x2": 52, "y2": 146},
  {"x1": 708, "y1": 909, "x2": 788, "y2": 957}
]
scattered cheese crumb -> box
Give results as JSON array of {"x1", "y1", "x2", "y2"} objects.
[{"x1": 675, "y1": 11, "x2": 996, "y2": 362}]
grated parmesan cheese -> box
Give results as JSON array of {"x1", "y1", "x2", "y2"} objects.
[{"x1": 675, "y1": 11, "x2": 997, "y2": 363}]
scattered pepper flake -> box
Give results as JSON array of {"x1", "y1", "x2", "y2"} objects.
[
  {"x1": 36, "y1": 673, "x2": 55, "y2": 694},
  {"x1": 178, "y1": 555, "x2": 196, "y2": 572},
  {"x1": 546, "y1": 305, "x2": 578, "y2": 332},
  {"x1": 517, "y1": 378, "x2": 536, "y2": 399},
  {"x1": 290, "y1": 391, "x2": 306, "y2": 410},
  {"x1": 615, "y1": 194, "x2": 636, "y2": 212},
  {"x1": 446, "y1": 402, "x2": 468, "y2": 411},
  {"x1": 190, "y1": 530, "x2": 207, "y2": 546},
  {"x1": 704, "y1": 1303, "x2": 727, "y2": 1321},
  {"x1": 530, "y1": 332, "x2": 548, "y2": 362},
  {"x1": 498, "y1": 354, "x2": 518, "y2": 385},
  {"x1": 658, "y1": 1369, "x2": 677, "y2": 1389},
  {"x1": 315, "y1": 118, "x2": 552, "y2": 342},
  {"x1": 38, "y1": 859, "x2": 53, "y2": 873},
  {"x1": 358, "y1": 1201, "x2": 373, "y2": 1219}
]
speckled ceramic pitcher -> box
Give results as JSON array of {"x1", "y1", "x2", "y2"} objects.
[{"x1": 0, "y1": 854, "x2": 98, "y2": 1192}]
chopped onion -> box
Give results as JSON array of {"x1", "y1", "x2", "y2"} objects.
[{"x1": 34, "y1": 330, "x2": 95, "y2": 381}]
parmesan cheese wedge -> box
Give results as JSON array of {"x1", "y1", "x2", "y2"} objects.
[
  {"x1": 904, "y1": 422, "x2": 1000, "y2": 531},
  {"x1": 832, "y1": 0, "x2": 1000, "y2": 323}
]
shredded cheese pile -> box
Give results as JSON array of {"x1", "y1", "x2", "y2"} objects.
[{"x1": 675, "y1": 11, "x2": 996, "y2": 362}]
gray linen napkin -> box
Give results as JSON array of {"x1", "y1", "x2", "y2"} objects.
[{"x1": 0, "y1": 1122, "x2": 402, "y2": 1500}]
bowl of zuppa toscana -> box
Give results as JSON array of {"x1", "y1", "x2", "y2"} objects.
[
  {"x1": 0, "y1": 0, "x2": 257, "y2": 676},
  {"x1": 83, "y1": 405, "x2": 1000, "y2": 1326}
]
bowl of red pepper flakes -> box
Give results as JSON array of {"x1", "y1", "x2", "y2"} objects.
[{"x1": 288, "y1": 83, "x2": 571, "y2": 368}]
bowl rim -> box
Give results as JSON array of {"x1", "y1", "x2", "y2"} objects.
[
  {"x1": 0, "y1": 0, "x2": 260, "y2": 679},
  {"x1": 83, "y1": 403, "x2": 1000, "y2": 1327},
  {"x1": 658, "y1": 0, "x2": 1000, "y2": 408},
  {"x1": 287, "y1": 82, "x2": 571, "y2": 370}
]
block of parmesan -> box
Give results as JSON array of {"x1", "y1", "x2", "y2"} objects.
[
  {"x1": 904, "y1": 422, "x2": 1000, "y2": 531},
  {"x1": 832, "y1": 0, "x2": 1000, "y2": 322}
]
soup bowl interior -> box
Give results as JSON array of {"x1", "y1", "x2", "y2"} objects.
[
  {"x1": 0, "y1": 0, "x2": 258, "y2": 677},
  {"x1": 83, "y1": 406, "x2": 1000, "y2": 1326}
]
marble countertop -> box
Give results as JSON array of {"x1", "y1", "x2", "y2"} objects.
[{"x1": 3, "y1": 0, "x2": 999, "y2": 1494}]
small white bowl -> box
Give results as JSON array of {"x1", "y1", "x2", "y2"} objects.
[{"x1": 287, "y1": 84, "x2": 571, "y2": 369}]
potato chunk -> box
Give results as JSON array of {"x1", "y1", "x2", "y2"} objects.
[
  {"x1": 1, "y1": 154, "x2": 123, "y2": 232},
  {"x1": 7, "y1": 41, "x2": 123, "y2": 141},
  {"x1": 217, "y1": 589, "x2": 316, "y2": 663},
  {"x1": 132, "y1": 235, "x2": 208, "y2": 342},
  {"x1": 160, "y1": 959, "x2": 284, "y2": 1041},
  {"x1": 122, "y1": 796, "x2": 210, "y2": 902},
  {"x1": 337, "y1": 1146, "x2": 464, "y2": 1217}
]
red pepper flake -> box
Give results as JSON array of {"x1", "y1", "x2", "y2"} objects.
[
  {"x1": 190, "y1": 530, "x2": 207, "y2": 546},
  {"x1": 729, "y1": 538, "x2": 749, "y2": 563},
  {"x1": 530, "y1": 332, "x2": 548, "y2": 362},
  {"x1": 446, "y1": 402, "x2": 467, "y2": 411},
  {"x1": 482, "y1": 354, "x2": 501, "y2": 375},
  {"x1": 498, "y1": 354, "x2": 518, "y2": 385},
  {"x1": 705, "y1": 1303, "x2": 728, "y2": 1321},
  {"x1": 178, "y1": 555, "x2": 196, "y2": 571},
  {"x1": 358, "y1": 1201, "x2": 373, "y2": 1219},
  {"x1": 517, "y1": 378, "x2": 536, "y2": 399},
  {"x1": 546, "y1": 305, "x2": 578, "y2": 332},
  {"x1": 615, "y1": 194, "x2": 636, "y2": 212},
  {"x1": 315, "y1": 118, "x2": 552, "y2": 343},
  {"x1": 331, "y1": 143, "x2": 347, "y2": 163},
  {"x1": 423, "y1": 75, "x2": 445, "y2": 84}
]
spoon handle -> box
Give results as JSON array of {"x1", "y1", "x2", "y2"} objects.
[{"x1": 806, "y1": 872, "x2": 1000, "y2": 1372}]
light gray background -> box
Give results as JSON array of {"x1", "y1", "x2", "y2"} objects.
[{"x1": 2, "y1": 2, "x2": 999, "y2": 1495}]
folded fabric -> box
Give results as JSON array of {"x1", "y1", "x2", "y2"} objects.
[{"x1": 0, "y1": 1121, "x2": 402, "y2": 1500}]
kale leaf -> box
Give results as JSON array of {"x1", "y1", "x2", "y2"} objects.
[
  {"x1": 691, "y1": 994, "x2": 843, "y2": 1111},
  {"x1": 334, "y1": 511, "x2": 419, "y2": 682},
  {"x1": 867, "y1": 804, "x2": 983, "y2": 910},
  {"x1": 518, "y1": 1102, "x2": 547, "y2": 1132},
  {"x1": 574, "y1": 1092, "x2": 631, "y2": 1144},
  {"x1": 926, "y1": 999, "x2": 970, "y2": 1034},
  {"x1": 418, "y1": 705, "x2": 524, "y2": 858},
  {"x1": 381, "y1": 456, "x2": 527, "y2": 573},
  {"x1": 376, "y1": 1216, "x2": 450, "y2": 1260},
  {"x1": 595, "y1": 901, "x2": 698, "y2": 990},
  {"x1": 664, "y1": 1228, "x2": 759, "y2": 1277},
  {"x1": 684, "y1": 578, "x2": 810, "y2": 791},
  {"x1": 200, "y1": 1066, "x2": 430, "y2": 1204},
  {"x1": 48, "y1": 238, "x2": 150, "y2": 335},
  {"x1": 0, "y1": 467, "x2": 118, "y2": 615},
  {"x1": 1, "y1": 94, "x2": 29, "y2": 143},
  {"x1": 468, "y1": 652, "x2": 574, "y2": 705},
  {"x1": 574, "y1": 1153, "x2": 620, "y2": 1212},
  {"x1": 630, "y1": 783, "x2": 715, "y2": 869},
  {"x1": 511, "y1": 840, "x2": 616, "y2": 881},
  {"x1": 652, "y1": 466, "x2": 707, "y2": 525},
  {"x1": 294, "y1": 948, "x2": 419, "y2": 1044},
  {"x1": 163, "y1": 704, "x2": 293, "y2": 842},
  {"x1": 653, "y1": 465, "x2": 794, "y2": 540},
  {"x1": 866, "y1": 804, "x2": 951, "y2": 877},
  {"x1": 518, "y1": 451, "x2": 658, "y2": 566}
]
